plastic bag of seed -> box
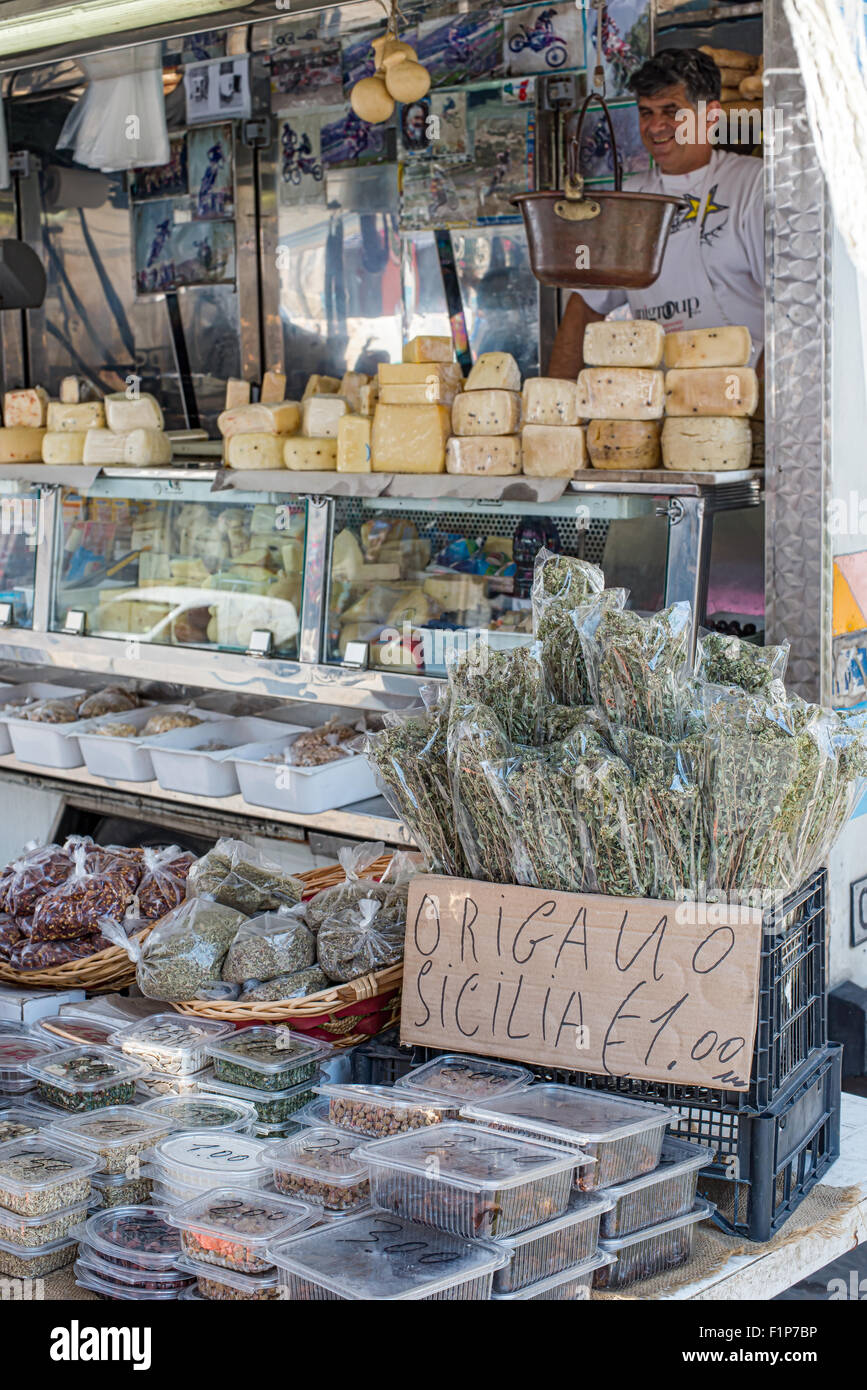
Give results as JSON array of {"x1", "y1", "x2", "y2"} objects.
[
  {"x1": 101, "y1": 897, "x2": 247, "y2": 1001},
  {"x1": 531, "y1": 550, "x2": 606, "y2": 706},
  {"x1": 694, "y1": 630, "x2": 790, "y2": 696},
  {"x1": 221, "y1": 904, "x2": 316, "y2": 984},
  {"x1": 186, "y1": 838, "x2": 304, "y2": 915},
  {"x1": 1, "y1": 844, "x2": 73, "y2": 917},
  {"x1": 29, "y1": 842, "x2": 135, "y2": 943},
  {"x1": 317, "y1": 897, "x2": 406, "y2": 984},
  {"x1": 579, "y1": 600, "x2": 693, "y2": 741},
  {"x1": 128, "y1": 846, "x2": 196, "y2": 924},
  {"x1": 305, "y1": 844, "x2": 416, "y2": 935}
]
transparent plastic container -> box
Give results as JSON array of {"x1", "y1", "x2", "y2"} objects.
[
  {"x1": 35, "y1": 1014, "x2": 117, "y2": 1048},
  {"x1": 492, "y1": 1191, "x2": 614, "y2": 1294},
  {"x1": 361, "y1": 1122, "x2": 579, "y2": 1239},
  {"x1": 140, "y1": 1093, "x2": 256, "y2": 1134},
  {"x1": 492, "y1": 1250, "x2": 615, "y2": 1300},
  {"x1": 175, "y1": 1252, "x2": 283, "y2": 1301},
  {"x1": 109, "y1": 1015, "x2": 231, "y2": 1077},
  {"x1": 91, "y1": 1171, "x2": 153, "y2": 1209},
  {"x1": 315, "y1": 1083, "x2": 454, "y2": 1139},
  {"x1": 206, "y1": 1027, "x2": 332, "y2": 1093},
  {"x1": 136, "y1": 1070, "x2": 207, "y2": 1100},
  {"x1": 596, "y1": 1199, "x2": 715, "y2": 1289},
  {"x1": 293, "y1": 1097, "x2": 336, "y2": 1128},
  {"x1": 462, "y1": 1086, "x2": 670, "y2": 1190},
  {"x1": 266, "y1": 1210, "x2": 510, "y2": 1300},
  {"x1": 168, "y1": 1186, "x2": 314, "y2": 1273},
  {"x1": 27, "y1": 1046, "x2": 147, "y2": 1112},
  {"x1": 265, "y1": 1129, "x2": 371, "y2": 1214},
  {"x1": 0, "y1": 1105, "x2": 49, "y2": 1144},
  {"x1": 253, "y1": 1119, "x2": 305, "y2": 1141},
  {"x1": 76, "y1": 1244, "x2": 191, "y2": 1291},
  {"x1": 0, "y1": 1134, "x2": 98, "y2": 1215},
  {"x1": 0, "y1": 1232, "x2": 78, "y2": 1277},
  {"x1": 45, "y1": 1106, "x2": 172, "y2": 1175},
  {"x1": 146, "y1": 1130, "x2": 270, "y2": 1192},
  {"x1": 599, "y1": 1137, "x2": 712, "y2": 1239},
  {"x1": 0, "y1": 1034, "x2": 57, "y2": 1090},
  {"x1": 198, "y1": 1069, "x2": 321, "y2": 1125},
  {"x1": 74, "y1": 1259, "x2": 190, "y2": 1301},
  {"x1": 75, "y1": 1204, "x2": 183, "y2": 1271},
  {"x1": 395, "y1": 1054, "x2": 534, "y2": 1103},
  {"x1": 0, "y1": 1196, "x2": 90, "y2": 1248}
]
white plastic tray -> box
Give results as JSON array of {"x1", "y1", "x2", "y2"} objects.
[
  {"x1": 146, "y1": 717, "x2": 298, "y2": 799},
  {"x1": 232, "y1": 735, "x2": 379, "y2": 815},
  {"x1": 0, "y1": 683, "x2": 87, "y2": 762},
  {"x1": 74, "y1": 706, "x2": 223, "y2": 783}
]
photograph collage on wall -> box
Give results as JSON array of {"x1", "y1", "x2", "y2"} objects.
[{"x1": 129, "y1": 124, "x2": 236, "y2": 296}]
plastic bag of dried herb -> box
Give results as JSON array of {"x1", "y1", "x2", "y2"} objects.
[
  {"x1": 694, "y1": 630, "x2": 790, "y2": 696},
  {"x1": 101, "y1": 898, "x2": 247, "y2": 1001},
  {"x1": 239, "y1": 966, "x2": 329, "y2": 1002},
  {"x1": 447, "y1": 700, "x2": 519, "y2": 883},
  {"x1": 783, "y1": 706, "x2": 867, "y2": 885},
  {"x1": 609, "y1": 727, "x2": 709, "y2": 900},
  {"x1": 542, "y1": 704, "x2": 611, "y2": 745},
  {"x1": 531, "y1": 550, "x2": 606, "y2": 705},
  {"x1": 186, "y1": 838, "x2": 303, "y2": 915},
  {"x1": 579, "y1": 601, "x2": 692, "y2": 740},
  {"x1": 446, "y1": 639, "x2": 548, "y2": 746},
  {"x1": 305, "y1": 843, "x2": 415, "y2": 935},
  {"x1": 572, "y1": 751, "x2": 650, "y2": 898},
  {"x1": 317, "y1": 897, "x2": 406, "y2": 983},
  {"x1": 221, "y1": 904, "x2": 316, "y2": 984}
]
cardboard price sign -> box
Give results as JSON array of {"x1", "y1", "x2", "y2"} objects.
[{"x1": 401, "y1": 876, "x2": 764, "y2": 1090}]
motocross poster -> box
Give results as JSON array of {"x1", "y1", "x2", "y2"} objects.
[
  {"x1": 503, "y1": 3, "x2": 584, "y2": 76},
  {"x1": 270, "y1": 39, "x2": 344, "y2": 110},
  {"x1": 278, "y1": 113, "x2": 327, "y2": 205}
]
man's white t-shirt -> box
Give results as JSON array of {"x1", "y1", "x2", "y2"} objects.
[{"x1": 580, "y1": 149, "x2": 764, "y2": 364}]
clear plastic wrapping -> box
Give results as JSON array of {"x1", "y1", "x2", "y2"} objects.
[
  {"x1": 446, "y1": 639, "x2": 547, "y2": 746},
  {"x1": 30, "y1": 841, "x2": 135, "y2": 943},
  {"x1": 132, "y1": 846, "x2": 195, "y2": 924},
  {"x1": 317, "y1": 896, "x2": 405, "y2": 983},
  {"x1": 531, "y1": 549, "x2": 605, "y2": 705},
  {"x1": 304, "y1": 843, "x2": 415, "y2": 933},
  {"x1": 106, "y1": 898, "x2": 247, "y2": 1002},
  {"x1": 694, "y1": 630, "x2": 790, "y2": 695},
  {"x1": 238, "y1": 968, "x2": 329, "y2": 1003},
  {"x1": 221, "y1": 907, "x2": 315, "y2": 984},
  {"x1": 1, "y1": 844, "x2": 72, "y2": 916},
  {"x1": 447, "y1": 701, "x2": 517, "y2": 884},
  {"x1": 609, "y1": 727, "x2": 709, "y2": 899},
  {"x1": 579, "y1": 601, "x2": 692, "y2": 740},
  {"x1": 186, "y1": 838, "x2": 303, "y2": 915}
]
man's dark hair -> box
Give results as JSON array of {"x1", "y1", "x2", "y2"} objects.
[{"x1": 629, "y1": 48, "x2": 722, "y2": 105}]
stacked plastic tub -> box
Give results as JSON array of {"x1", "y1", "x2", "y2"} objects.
[
  {"x1": 198, "y1": 1026, "x2": 334, "y2": 1141},
  {"x1": 0, "y1": 1134, "x2": 99, "y2": 1284},
  {"x1": 109, "y1": 1013, "x2": 232, "y2": 1104},
  {"x1": 72, "y1": 1205, "x2": 195, "y2": 1301},
  {"x1": 44, "y1": 1105, "x2": 172, "y2": 1211},
  {"x1": 168, "y1": 1185, "x2": 315, "y2": 1300}
]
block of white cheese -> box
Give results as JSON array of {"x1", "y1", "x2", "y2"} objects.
[
  {"x1": 217, "y1": 402, "x2": 301, "y2": 438},
  {"x1": 586, "y1": 420, "x2": 661, "y2": 470},
  {"x1": 377, "y1": 362, "x2": 463, "y2": 405},
  {"x1": 60, "y1": 376, "x2": 99, "y2": 404},
  {"x1": 403, "y1": 335, "x2": 454, "y2": 364},
  {"x1": 664, "y1": 366, "x2": 758, "y2": 417},
  {"x1": 301, "y1": 394, "x2": 349, "y2": 438},
  {"x1": 663, "y1": 326, "x2": 752, "y2": 369},
  {"x1": 302, "y1": 374, "x2": 341, "y2": 399},
  {"x1": 522, "y1": 378, "x2": 582, "y2": 427},
  {"x1": 0, "y1": 427, "x2": 46, "y2": 462},
  {"x1": 359, "y1": 383, "x2": 379, "y2": 417},
  {"x1": 465, "y1": 352, "x2": 520, "y2": 393},
  {"x1": 337, "y1": 415, "x2": 372, "y2": 473},
  {"x1": 260, "y1": 370, "x2": 286, "y2": 404},
  {"x1": 577, "y1": 368, "x2": 664, "y2": 420},
  {"x1": 284, "y1": 437, "x2": 338, "y2": 471},
  {"x1": 583, "y1": 321, "x2": 664, "y2": 368},
  {"x1": 379, "y1": 381, "x2": 462, "y2": 407},
  {"x1": 451, "y1": 389, "x2": 521, "y2": 436},
  {"x1": 225, "y1": 378, "x2": 251, "y2": 410},
  {"x1": 46, "y1": 400, "x2": 106, "y2": 433},
  {"x1": 446, "y1": 435, "x2": 521, "y2": 476},
  {"x1": 521, "y1": 423, "x2": 585, "y2": 476},
  {"x1": 226, "y1": 433, "x2": 286, "y2": 470},
  {"x1": 42, "y1": 431, "x2": 88, "y2": 464},
  {"x1": 371, "y1": 403, "x2": 450, "y2": 473},
  {"x1": 104, "y1": 392, "x2": 164, "y2": 432},
  {"x1": 338, "y1": 372, "x2": 370, "y2": 413},
  {"x1": 661, "y1": 417, "x2": 752, "y2": 471},
  {"x1": 122, "y1": 428, "x2": 172, "y2": 466},
  {"x1": 4, "y1": 388, "x2": 49, "y2": 429},
  {"x1": 83, "y1": 428, "x2": 126, "y2": 464}
]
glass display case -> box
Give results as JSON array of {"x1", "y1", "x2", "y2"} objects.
[
  {"x1": 0, "y1": 483, "x2": 41, "y2": 629},
  {"x1": 49, "y1": 484, "x2": 308, "y2": 659}
]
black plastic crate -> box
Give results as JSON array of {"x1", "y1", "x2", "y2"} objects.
[
  {"x1": 349, "y1": 1029, "x2": 416, "y2": 1086},
  {"x1": 670, "y1": 1043, "x2": 842, "y2": 1242}
]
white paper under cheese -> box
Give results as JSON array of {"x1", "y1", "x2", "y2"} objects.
[
  {"x1": 302, "y1": 374, "x2": 341, "y2": 399},
  {"x1": 284, "y1": 437, "x2": 338, "y2": 470},
  {"x1": 122, "y1": 428, "x2": 172, "y2": 466},
  {"x1": 402, "y1": 335, "x2": 454, "y2": 364},
  {"x1": 661, "y1": 417, "x2": 752, "y2": 471},
  {"x1": 664, "y1": 366, "x2": 758, "y2": 417},
  {"x1": 104, "y1": 392, "x2": 164, "y2": 432},
  {"x1": 301, "y1": 394, "x2": 349, "y2": 438},
  {"x1": 446, "y1": 435, "x2": 521, "y2": 475},
  {"x1": 577, "y1": 368, "x2": 664, "y2": 420},
  {"x1": 3, "y1": 388, "x2": 48, "y2": 429},
  {"x1": 46, "y1": 400, "x2": 106, "y2": 433},
  {"x1": 41, "y1": 431, "x2": 88, "y2": 464},
  {"x1": 663, "y1": 326, "x2": 752, "y2": 369},
  {"x1": 337, "y1": 415, "x2": 372, "y2": 472},
  {"x1": 522, "y1": 378, "x2": 582, "y2": 426},
  {"x1": 586, "y1": 420, "x2": 660, "y2": 470},
  {"x1": 521, "y1": 423, "x2": 585, "y2": 475},
  {"x1": 0, "y1": 426, "x2": 46, "y2": 461},
  {"x1": 371, "y1": 403, "x2": 450, "y2": 473},
  {"x1": 226, "y1": 433, "x2": 286, "y2": 470},
  {"x1": 583, "y1": 321, "x2": 664, "y2": 368},
  {"x1": 260, "y1": 370, "x2": 286, "y2": 404},
  {"x1": 465, "y1": 351, "x2": 520, "y2": 392},
  {"x1": 217, "y1": 402, "x2": 301, "y2": 437},
  {"x1": 451, "y1": 389, "x2": 521, "y2": 436},
  {"x1": 83, "y1": 428, "x2": 127, "y2": 464}
]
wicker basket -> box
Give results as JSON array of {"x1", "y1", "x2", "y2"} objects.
[{"x1": 0, "y1": 930, "x2": 148, "y2": 994}]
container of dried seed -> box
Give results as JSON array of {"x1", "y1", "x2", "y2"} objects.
[
  {"x1": 44, "y1": 1106, "x2": 172, "y2": 1175},
  {"x1": 491, "y1": 1250, "x2": 616, "y2": 1300},
  {"x1": 491, "y1": 1191, "x2": 614, "y2": 1294},
  {"x1": 360, "y1": 1122, "x2": 580, "y2": 1239},
  {"x1": 205, "y1": 1027, "x2": 332, "y2": 1093},
  {"x1": 265, "y1": 1128, "x2": 371, "y2": 1214},
  {"x1": 395, "y1": 1054, "x2": 534, "y2": 1103},
  {"x1": 140, "y1": 1092, "x2": 256, "y2": 1134},
  {"x1": 76, "y1": 1244, "x2": 191, "y2": 1292},
  {"x1": 315, "y1": 1083, "x2": 454, "y2": 1139},
  {"x1": 168, "y1": 1185, "x2": 313, "y2": 1272},
  {"x1": 27, "y1": 1046, "x2": 147, "y2": 1113},
  {"x1": 0, "y1": 1105, "x2": 49, "y2": 1143},
  {"x1": 74, "y1": 1257, "x2": 192, "y2": 1300},
  {"x1": 197, "y1": 1069, "x2": 321, "y2": 1125},
  {"x1": 266, "y1": 1210, "x2": 509, "y2": 1300},
  {"x1": 461, "y1": 1086, "x2": 670, "y2": 1190},
  {"x1": 252, "y1": 1119, "x2": 304, "y2": 1141},
  {"x1": 595, "y1": 1199, "x2": 715, "y2": 1289},
  {"x1": 145, "y1": 1130, "x2": 270, "y2": 1193},
  {"x1": 292, "y1": 1097, "x2": 336, "y2": 1128},
  {"x1": 0, "y1": 1034, "x2": 58, "y2": 1095},
  {"x1": 599, "y1": 1137, "x2": 712, "y2": 1239},
  {"x1": 0, "y1": 1135, "x2": 98, "y2": 1215},
  {"x1": 175, "y1": 1252, "x2": 283, "y2": 1301},
  {"x1": 90, "y1": 1171, "x2": 154, "y2": 1209},
  {"x1": 74, "y1": 1204, "x2": 183, "y2": 1272},
  {"x1": 0, "y1": 1233, "x2": 78, "y2": 1278},
  {"x1": 136, "y1": 1070, "x2": 208, "y2": 1100},
  {"x1": 0, "y1": 1196, "x2": 91, "y2": 1248},
  {"x1": 35, "y1": 1014, "x2": 117, "y2": 1047},
  {"x1": 109, "y1": 1014, "x2": 231, "y2": 1077}
]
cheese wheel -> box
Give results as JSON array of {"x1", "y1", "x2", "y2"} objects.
[
  {"x1": 465, "y1": 352, "x2": 520, "y2": 392},
  {"x1": 739, "y1": 73, "x2": 764, "y2": 98},
  {"x1": 663, "y1": 326, "x2": 752, "y2": 369},
  {"x1": 3, "y1": 388, "x2": 49, "y2": 429},
  {"x1": 720, "y1": 86, "x2": 743, "y2": 102},
  {"x1": 0, "y1": 426, "x2": 46, "y2": 461},
  {"x1": 301, "y1": 394, "x2": 349, "y2": 438},
  {"x1": 261, "y1": 370, "x2": 286, "y2": 404},
  {"x1": 664, "y1": 366, "x2": 759, "y2": 417},
  {"x1": 302, "y1": 374, "x2": 341, "y2": 399},
  {"x1": 522, "y1": 378, "x2": 582, "y2": 427},
  {"x1": 226, "y1": 433, "x2": 286, "y2": 470},
  {"x1": 403, "y1": 336, "x2": 454, "y2": 364},
  {"x1": 446, "y1": 435, "x2": 521, "y2": 476},
  {"x1": 661, "y1": 417, "x2": 752, "y2": 471},
  {"x1": 104, "y1": 392, "x2": 163, "y2": 431},
  {"x1": 371, "y1": 403, "x2": 450, "y2": 473},
  {"x1": 337, "y1": 415, "x2": 372, "y2": 473},
  {"x1": 284, "y1": 437, "x2": 338, "y2": 471},
  {"x1": 225, "y1": 378, "x2": 251, "y2": 410},
  {"x1": 451, "y1": 389, "x2": 521, "y2": 436},
  {"x1": 577, "y1": 368, "x2": 664, "y2": 420},
  {"x1": 521, "y1": 423, "x2": 585, "y2": 476},
  {"x1": 122, "y1": 429, "x2": 172, "y2": 466},
  {"x1": 217, "y1": 402, "x2": 301, "y2": 437},
  {"x1": 41, "y1": 431, "x2": 88, "y2": 464},
  {"x1": 46, "y1": 400, "x2": 106, "y2": 433},
  {"x1": 83, "y1": 428, "x2": 127, "y2": 464},
  {"x1": 586, "y1": 420, "x2": 660, "y2": 470},
  {"x1": 583, "y1": 321, "x2": 664, "y2": 368}
]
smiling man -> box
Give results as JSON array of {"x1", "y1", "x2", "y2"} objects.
[{"x1": 548, "y1": 48, "x2": 764, "y2": 375}]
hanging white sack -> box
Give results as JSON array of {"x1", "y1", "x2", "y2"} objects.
[{"x1": 58, "y1": 42, "x2": 169, "y2": 172}]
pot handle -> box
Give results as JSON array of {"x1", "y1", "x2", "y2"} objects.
[{"x1": 565, "y1": 92, "x2": 624, "y2": 195}]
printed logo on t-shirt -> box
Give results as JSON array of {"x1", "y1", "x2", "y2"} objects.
[
  {"x1": 670, "y1": 183, "x2": 730, "y2": 246},
  {"x1": 635, "y1": 297, "x2": 701, "y2": 325}
]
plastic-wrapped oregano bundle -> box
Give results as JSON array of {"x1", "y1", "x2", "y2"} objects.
[
  {"x1": 531, "y1": 549, "x2": 605, "y2": 705},
  {"x1": 578, "y1": 601, "x2": 692, "y2": 741},
  {"x1": 446, "y1": 638, "x2": 547, "y2": 746},
  {"x1": 542, "y1": 703, "x2": 610, "y2": 745},
  {"x1": 609, "y1": 727, "x2": 709, "y2": 900},
  {"x1": 573, "y1": 751, "x2": 650, "y2": 898},
  {"x1": 447, "y1": 701, "x2": 518, "y2": 883},
  {"x1": 694, "y1": 629, "x2": 790, "y2": 696}
]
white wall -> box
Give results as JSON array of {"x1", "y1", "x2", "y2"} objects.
[{"x1": 0, "y1": 784, "x2": 62, "y2": 864}]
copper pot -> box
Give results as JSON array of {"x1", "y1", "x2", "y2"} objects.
[{"x1": 513, "y1": 93, "x2": 689, "y2": 290}]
